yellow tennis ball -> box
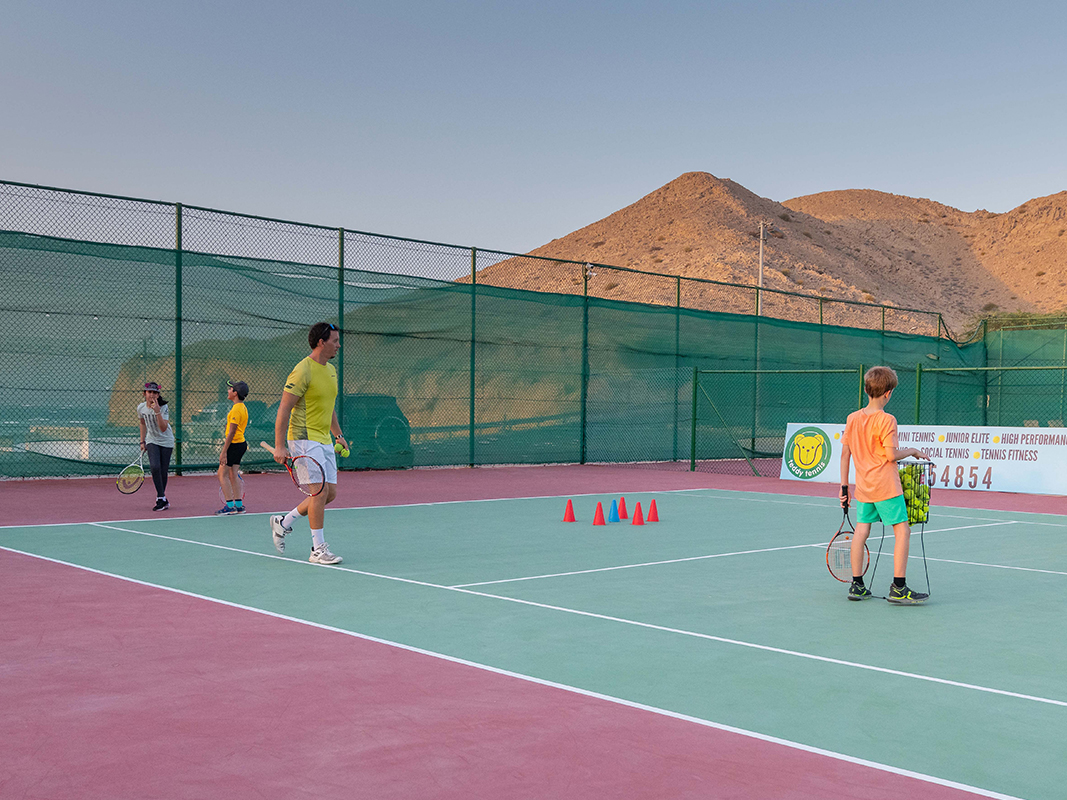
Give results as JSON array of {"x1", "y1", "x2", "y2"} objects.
[
  {"x1": 334, "y1": 442, "x2": 343, "y2": 453},
  {"x1": 904, "y1": 488, "x2": 913, "y2": 500},
  {"x1": 340, "y1": 448, "x2": 350, "y2": 458}
]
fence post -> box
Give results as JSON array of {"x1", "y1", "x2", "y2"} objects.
[
  {"x1": 690, "y1": 366, "x2": 699, "y2": 471},
  {"x1": 857, "y1": 363, "x2": 865, "y2": 411},
  {"x1": 578, "y1": 266, "x2": 590, "y2": 463},
  {"x1": 174, "y1": 202, "x2": 183, "y2": 475},
  {"x1": 915, "y1": 363, "x2": 922, "y2": 424},
  {"x1": 337, "y1": 228, "x2": 345, "y2": 437},
  {"x1": 469, "y1": 247, "x2": 477, "y2": 467},
  {"x1": 673, "y1": 276, "x2": 681, "y2": 461}
]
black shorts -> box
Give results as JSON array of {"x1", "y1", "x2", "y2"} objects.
[{"x1": 225, "y1": 441, "x2": 248, "y2": 467}]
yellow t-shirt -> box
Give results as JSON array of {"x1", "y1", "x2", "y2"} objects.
[
  {"x1": 284, "y1": 357, "x2": 338, "y2": 444},
  {"x1": 226, "y1": 402, "x2": 248, "y2": 444}
]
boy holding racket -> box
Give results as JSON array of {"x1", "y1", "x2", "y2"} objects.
[
  {"x1": 215, "y1": 380, "x2": 249, "y2": 515},
  {"x1": 840, "y1": 366, "x2": 933, "y2": 604},
  {"x1": 269, "y1": 322, "x2": 350, "y2": 565}
]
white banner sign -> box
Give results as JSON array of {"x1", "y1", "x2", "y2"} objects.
[{"x1": 779, "y1": 422, "x2": 1067, "y2": 495}]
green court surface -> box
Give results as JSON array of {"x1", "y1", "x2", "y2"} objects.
[{"x1": 5, "y1": 489, "x2": 1065, "y2": 799}]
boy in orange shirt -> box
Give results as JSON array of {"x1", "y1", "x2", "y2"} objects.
[{"x1": 840, "y1": 366, "x2": 933, "y2": 604}]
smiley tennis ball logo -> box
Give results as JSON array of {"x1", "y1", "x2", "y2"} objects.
[{"x1": 785, "y1": 427, "x2": 832, "y2": 479}]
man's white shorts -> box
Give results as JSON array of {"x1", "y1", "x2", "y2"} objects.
[{"x1": 288, "y1": 439, "x2": 338, "y2": 484}]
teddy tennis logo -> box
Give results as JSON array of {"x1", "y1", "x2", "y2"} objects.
[{"x1": 785, "y1": 427, "x2": 831, "y2": 479}]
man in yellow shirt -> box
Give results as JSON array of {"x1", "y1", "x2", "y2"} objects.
[
  {"x1": 216, "y1": 380, "x2": 249, "y2": 515},
  {"x1": 269, "y1": 323, "x2": 350, "y2": 564}
]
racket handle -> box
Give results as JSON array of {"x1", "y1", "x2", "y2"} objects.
[{"x1": 260, "y1": 441, "x2": 277, "y2": 456}]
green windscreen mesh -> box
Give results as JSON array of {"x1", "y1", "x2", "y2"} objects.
[{"x1": 2, "y1": 185, "x2": 1065, "y2": 480}]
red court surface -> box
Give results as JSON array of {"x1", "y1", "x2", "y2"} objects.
[
  {"x1": 4, "y1": 462, "x2": 1063, "y2": 527},
  {"x1": 3, "y1": 549, "x2": 997, "y2": 800}
]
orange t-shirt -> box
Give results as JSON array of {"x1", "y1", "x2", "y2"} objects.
[{"x1": 844, "y1": 408, "x2": 902, "y2": 502}]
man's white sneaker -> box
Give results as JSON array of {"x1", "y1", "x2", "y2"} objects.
[
  {"x1": 270, "y1": 515, "x2": 292, "y2": 554},
  {"x1": 309, "y1": 542, "x2": 342, "y2": 565}
]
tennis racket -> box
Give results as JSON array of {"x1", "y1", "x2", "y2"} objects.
[
  {"x1": 826, "y1": 499, "x2": 868, "y2": 582},
  {"x1": 219, "y1": 472, "x2": 245, "y2": 504},
  {"x1": 117, "y1": 451, "x2": 146, "y2": 495},
  {"x1": 260, "y1": 441, "x2": 325, "y2": 497}
]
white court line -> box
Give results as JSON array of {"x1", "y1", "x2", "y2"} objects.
[
  {"x1": 923, "y1": 557, "x2": 1067, "y2": 577},
  {"x1": 453, "y1": 521, "x2": 1019, "y2": 588},
  {"x1": 452, "y1": 543, "x2": 822, "y2": 588},
  {"x1": 0, "y1": 544, "x2": 1024, "y2": 800},
  {"x1": 57, "y1": 522, "x2": 1067, "y2": 711}
]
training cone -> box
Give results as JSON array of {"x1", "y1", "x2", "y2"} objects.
[
  {"x1": 593, "y1": 502, "x2": 606, "y2": 525},
  {"x1": 618, "y1": 496, "x2": 628, "y2": 519},
  {"x1": 632, "y1": 502, "x2": 644, "y2": 525},
  {"x1": 648, "y1": 499, "x2": 659, "y2": 522},
  {"x1": 607, "y1": 499, "x2": 621, "y2": 523},
  {"x1": 563, "y1": 499, "x2": 575, "y2": 522}
]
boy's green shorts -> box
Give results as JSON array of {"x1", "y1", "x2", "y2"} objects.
[{"x1": 856, "y1": 494, "x2": 908, "y2": 526}]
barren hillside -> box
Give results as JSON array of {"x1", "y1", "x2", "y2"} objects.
[{"x1": 471, "y1": 172, "x2": 1067, "y2": 336}]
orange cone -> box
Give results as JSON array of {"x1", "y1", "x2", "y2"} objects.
[
  {"x1": 593, "y1": 502, "x2": 606, "y2": 525},
  {"x1": 631, "y1": 502, "x2": 644, "y2": 525},
  {"x1": 563, "y1": 499, "x2": 576, "y2": 522},
  {"x1": 648, "y1": 499, "x2": 659, "y2": 522},
  {"x1": 618, "y1": 496, "x2": 628, "y2": 519}
]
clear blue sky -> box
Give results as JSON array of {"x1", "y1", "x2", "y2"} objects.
[{"x1": 3, "y1": 0, "x2": 1065, "y2": 253}]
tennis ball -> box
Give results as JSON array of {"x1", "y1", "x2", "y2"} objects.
[
  {"x1": 340, "y1": 448, "x2": 350, "y2": 458},
  {"x1": 334, "y1": 442, "x2": 343, "y2": 453},
  {"x1": 904, "y1": 488, "x2": 913, "y2": 500}
]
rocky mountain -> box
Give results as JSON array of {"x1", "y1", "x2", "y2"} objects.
[{"x1": 471, "y1": 172, "x2": 1067, "y2": 336}]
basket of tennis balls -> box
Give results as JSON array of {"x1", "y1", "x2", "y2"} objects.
[{"x1": 899, "y1": 462, "x2": 932, "y2": 524}]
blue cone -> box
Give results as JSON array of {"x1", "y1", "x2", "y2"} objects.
[{"x1": 607, "y1": 499, "x2": 621, "y2": 523}]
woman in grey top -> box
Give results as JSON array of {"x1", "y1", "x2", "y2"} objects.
[{"x1": 137, "y1": 381, "x2": 175, "y2": 511}]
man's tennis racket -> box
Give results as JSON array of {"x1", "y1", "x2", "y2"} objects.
[
  {"x1": 827, "y1": 500, "x2": 868, "y2": 582},
  {"x1": 117, "y1": 451, "x2": 146, "y2": 495},
  {"x1": 261, "y1": 442, "x2": 325, "y2": 497}
]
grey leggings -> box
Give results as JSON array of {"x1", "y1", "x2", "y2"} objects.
[{"x1": 145, "y1": 443, "x2": 172, "y2": 498}]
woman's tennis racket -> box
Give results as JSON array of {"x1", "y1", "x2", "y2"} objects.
[
  {"x1": 826, "y1": 500, "x2": 868, "y2": 582},
  {"x1": 117, "y1": 451, "x2": 146, "y2": 495},
  {"x1": 261, "y1": 442, "x2": 325, "y2": 497}
]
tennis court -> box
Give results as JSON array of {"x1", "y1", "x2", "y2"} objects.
[{"x1": 3, "y1": 466, "x2": 1065, "y2": 799}]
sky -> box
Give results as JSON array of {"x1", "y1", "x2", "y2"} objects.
[{"x1": 3, "y1": 0, "x2": 1066, "y2": 254}]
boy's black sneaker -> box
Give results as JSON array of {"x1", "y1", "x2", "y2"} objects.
[
  {"x1": 153, "y1": 498, "x2": 169, "y2": 512},
  {"x1": 848, "y1": 582, "x2": 873, "y2": 601},
  {"x1": 887, "y1": 583, "x2": 928, "y2": 605}
]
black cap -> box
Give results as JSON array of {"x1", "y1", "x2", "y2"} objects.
[{"x1": 227, "y1": 380, "x2": 249, "y2": 400}]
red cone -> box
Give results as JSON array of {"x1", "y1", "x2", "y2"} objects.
[
  {"x1": 631, "y1": 502, "x2": 644, "y2": 525},
  {"x1": 593, "y1": 501, "x2": 606, "y2": 526},
  {"x1": 648, "y1": 499, "x2": 659, "y2": 522},
  {"x1": 618, "y1": 496, "x2": 628, "y2": 519},
  {"x1": 563, "y1": 499, "x2": 576, "y2": 522}
]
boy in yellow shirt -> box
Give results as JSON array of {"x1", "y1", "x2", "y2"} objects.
[
  {"x1": 216, "y1": 380, "x2": 249, "y2": 515},
  {"x1": 840, "y1": 366, "x2": 933, "y2": 604}
]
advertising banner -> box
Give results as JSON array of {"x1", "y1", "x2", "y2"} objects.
[{"x1": 780, "y1": 422, "x2": 1067, "y2": 495}]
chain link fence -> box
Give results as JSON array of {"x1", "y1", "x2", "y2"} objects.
[{"x1": 0, "y1": 179, "x2": 1041, "y2": 479}]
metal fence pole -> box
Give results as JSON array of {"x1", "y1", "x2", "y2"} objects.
[
  {"x1": 673, "y1": 275, "x2": 681, "y2": 461},
  {"x1": 174, "y1": 202, "x2": 183, "y2": 474},
  {"x1": 580, "y1": 265, "x2": 589, "y2": 464},
  {"x1": 858, "y1": 363, "x2": 865, "y2": 411},
  {"x1": 690, "y1": 366, "x2": 699, "y2": 472},
  {"x1": 469, "y1": 247, "x2": 477, "y2": 467},
  {"x1": 914, "y1": 363, "x2": 922, "y2": 424},
  {"x1": 337, "y1": 228, "x2": 345, "y2": 436}
]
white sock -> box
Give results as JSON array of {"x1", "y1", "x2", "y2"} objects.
[
  {"x1": 282, "y1": 508, "x2": 301, "y2": 529},
  {"x1": 311, "y1": 528, "x2": 325, "y2": 548}
]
